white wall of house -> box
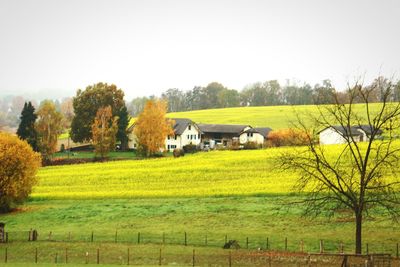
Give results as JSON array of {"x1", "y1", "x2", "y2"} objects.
[
  {"x1": 239, "y1": 132, "x2": 264, "y2": 144},
  {"x1": 319, "y1": 128, "x2": 361, "y2": 145},
  {"x1": 166, "y1": 124, "x2": 201, "y2": 151}
]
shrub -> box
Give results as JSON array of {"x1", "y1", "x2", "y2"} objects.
[
  {"x1": 173, "y1": 148, "x2": 185, "y2": 158},
  {"x1": 228, "y1": 140, "x2": 241, "y2": 150},
  {"x1": 183, "y1": 143, "x2": 198, "y2": 153},
  {"x1": 267, "y1": 129, "x2": 309, "y2": 147},
  {"x1": 243, "y1": 141, "x2": 259, "y2": 150},
  {"x1": 0, "y1": 132, "x2": 41, "y2": 212}
]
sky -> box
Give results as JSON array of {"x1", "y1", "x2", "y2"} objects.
[{"x1": 0, "y1": 0, "x2": 399, "y2": 100}]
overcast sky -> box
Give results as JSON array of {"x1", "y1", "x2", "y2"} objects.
[{"x1": 0, "y1": 0, "x2": 399, "y2": 100}]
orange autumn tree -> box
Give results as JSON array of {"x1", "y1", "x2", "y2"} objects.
[
  {"x1": 134, "y1": 100, "x2": 174, "y2": 157},
  {"x1": 91, "y1": 106, "x2": 118, "y2": 159}
]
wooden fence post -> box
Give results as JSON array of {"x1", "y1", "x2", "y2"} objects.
[
  {"x1": 340, "y1": 241, "x2": 344, "y2": 254},
  {"x1": 91, "y1": 231, "x2": 94, "y2": 242},
  {"x1": 285, "y1": 237, "x2": 287, "y2": 251},
  {"x1": 35, "y1": 247, "x2": 38, "y2": 263},
  {"x1": 366, "y1": 243, "x2": 369, "y2": 255},
  {"x1": 192, "y1": 249, "x2": 195, "y2": 267},
  {"x1": 115, "y1": 230, "x2": 118, "y2": 243},
  {"x1": 266, "y1": 237, "x2": 269, "y2": 250},
  {"x1": 397, "y1": 243, "x2": 399, "y2": 258},
  {"x1": 137, "y1": 232, "x2": 140, "y2": 244},
  {"x1": 55, "y1": 252, "x2": 58, "y2": 264},
  {"x1": 205, "y1": 234, "x2": 207, "y2": 246},
  {"x1": 184, "y1": 232, "x2": 187, "y2": 246},
  {"x1": 228, "y1": 251, "x2": 232, "y2": 267},
  {"x1": 48, "y1": 231, "x2": 52, "y2": 241},
  {"x1": 85, "y1": 251, "x2": 89, "y2": 264},
  {"x1": 319, "y1": 240, "x2": 324, "y2": 253},
  {"x1": 225, "y1": 234, "x2": 227, "y2": 244},
  {"x1": 97, "y1": 248, "x2": 100, "y2": 264},
  {"x1": 246, "y1": 237, "x2": 249, "y2": 249},
  {"x1": 300, "y1": 240, "x2": 304, "y2": 253},
  {"x1": 159, "y1": 248, "x2": 162, "y2": 266},
  {"x1": 162, "y1": 232, "x2": 165, "y2": 245},
  {"x1": 65, "y1": 248, "x2": 68, "y2": 264}
]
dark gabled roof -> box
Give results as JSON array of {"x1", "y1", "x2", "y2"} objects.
[
  {"x1": 197, "y1": 123, "x2": 250, "y2": 134},
  {"x1": 170, "y1": 118, "x2": 201, "y2": 135},
  {"x1": 322, "y1": 125, "x2": 383, "y2": 136},
  {"x1": 243, "y1": 127, "x2": 273, "y2": 138},
  {"x1": 357, "y1": 125, "x2": 383, "y2": 135},
  {"x1": 127, "y1": 118, "x2": 200, "y2": 135}
]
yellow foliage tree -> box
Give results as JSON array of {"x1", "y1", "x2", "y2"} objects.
[
  {"x1": 91, "y1": 106, "x2": 118, "y2": 159},
  {"x1": 0, "y1": 132, "x2": 41, "y2": 212},
  {"x1": 36, "y1": 100, "x2": 63, "y2": 161},
  {"x1": 134, "y1": 100, "x2": 174, "y2": 156}
]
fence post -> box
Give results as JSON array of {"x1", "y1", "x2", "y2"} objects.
[
  {"x1": 162, "y1": 232, "x2": 165, "y2": 245},
  {"x1": 397, "y1": 243, "x2": 399, "y2": 258},
  {"x1": 159, "y1": 248, "x2": 162, "y2": 266},
  {"x1": 319, "y1": 240, "x2": 324, "y2": 253},
  {"x1": 65, "y1": 248, "x2": 68, "y2": 264},
  {"x1": 55, "y1": 252, "x2": 58, "y2": 264},
  {"x1": 49, "y1": 231, "x2": 52, "y2": 241},
  {"x1": 138, "y1": 232, "x2": 141, "y2": 244},
  {"x1": 127, "y1": 248, "x2": 130, "y2": 265},
  {"x1": 366, "y1": 243, "x2": 369, "y2": 255},
  {"x1": 300, "y1": 240, "x2": 304, "y2": 253},
  {"x1": 225, "y1": 234, "x2": 227, "y2": 244},
  {"x1": 184, "y1": 232, "x2": 187, "y2": 246},
  {"x1": 192, "y1": 249, "x2": 195, "y2": 267},
  {"x1": 97, "y1": 248, "x2": 100, "y2": 264},
  {"x1": 115, "y1": 230, "x2": 118, "y2": 243},
  {"x1": 4, "y1": 247, "x2": 7, "y2": 263},
  {"x1": 340, "y1": 241, "x2": 344, "y2": 254},
  {"x1": 5, "y1": 233, "x2": 8, "y2": 243},
  {"x1": 35, "y1": 247, "x2": 38, "y2": 263},
  {"x1": 28, "y1": 230, "x2": 31, "y2": 241},
  {"x1": 266, "y1": 237, "x2": 269, "y2": 250},
  {"x1": 91, "y1": 231, "x2": 94, "y2": 242},
  {"x1": 205, "y1": 234, "x2": 207, "y2": 246},
  {"x1": 285, "y1": 237, "x2": 287, "y2": 251},
  {"x1": 228, "y1": 251, "x2": 232, "y2": 267},
  {"x1": 246, "y1": 237, "x2": 249, "y2": 249},
  {"x1": 85, "y1": 251, "x2": 89, "y2": 264}
]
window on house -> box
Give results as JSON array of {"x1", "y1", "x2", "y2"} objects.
[
  {"x1": 171, "y1": 145, "x2": 176, "y2": 149},
  {"x1": 174, "y1": 135, "x2": 177, "y2": 140},
  {"x1": 198, "y1": 134, "x2": 201, "y2": 139},
  {"x1": 167, "y1": 135, "x2": 170, "y2": 140},
  {"x1": 247, "y1": 133, "x2": 253, "y2": 137},
  {"x1": 187, "y1": 135, "x2": 190, "y2": 139},
  {"x1": 167, "y1": 145, "x2": 170, "y2": 150},
  {"x1": 188, "y1": 125, "x2": 191, "y2": 130}
]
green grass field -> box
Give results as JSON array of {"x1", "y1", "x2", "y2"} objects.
[{"x1": 166, "y1": 103, "x2": 385, "y2": 129}]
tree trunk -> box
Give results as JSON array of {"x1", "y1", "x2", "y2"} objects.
[{"x1": 355, "y1": 212, "x2": 362, "y2": 254}]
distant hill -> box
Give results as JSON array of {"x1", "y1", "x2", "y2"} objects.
[{"x1": 165, "y1": 104, "x2": 384, "y2": 130}]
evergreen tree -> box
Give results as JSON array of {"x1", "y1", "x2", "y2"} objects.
[
  {"x1": 16, "y1": 102, "x2": 39, "y2": 151},
  {"x1": 116, "y1": 105, "x2": 130, "y2": 151}
]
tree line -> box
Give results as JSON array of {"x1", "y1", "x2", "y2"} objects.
[{"x1": 127, "y1": 77, "x2": 400, "y2": 116}]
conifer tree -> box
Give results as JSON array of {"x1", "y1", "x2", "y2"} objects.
[
  {"x1": 16, "y1": 102, "x2": 39, "y2": 151},
  {"x1": 116, "y1": 105, "x2": 130, "y2": 151}
]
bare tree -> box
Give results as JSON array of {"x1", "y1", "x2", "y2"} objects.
[{"x1": 281, "y1": 80, "x2": 400, "y2": 254}]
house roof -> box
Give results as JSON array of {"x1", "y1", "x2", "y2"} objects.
[
  {"x1": 243, "y1": 127, "x2": 273, "y2": 138},
  {"x1": 197, "y1": 123, "x2": 250, "y2": 134},
  {"x1": 127, "y1": 118, "x2": 200, "y2": 135},
  {"x1": 170, "y1": 118, "x2": 201, "y2": 135},
  {"x1": 322, "y1": 125, "x2": 383, "y2": 136}
]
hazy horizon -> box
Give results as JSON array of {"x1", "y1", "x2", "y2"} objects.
[{"x1": 1, "y1": 0, "x2": 399, "y2": 100}]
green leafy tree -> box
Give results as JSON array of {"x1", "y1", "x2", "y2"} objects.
[
  {"x1": 0, "y1": 132, "x2": 41, "y2": 212},
  {"x1": 116, "y1": 105, "x2": 130, "y2": 151},
  {"x1": 70, "y1": 82, "x2": 126, "y2": 143},
  {"x1": 16, "y1": 102, "x2": 39, "y2": 151},
  {"x1": 91, "y1": 106, "x2": 118, "y2": 159},
  {"x1": 36, "y1": 100, "x2": 63, "y2": 161}
]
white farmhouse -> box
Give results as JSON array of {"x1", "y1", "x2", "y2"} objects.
[
  {"x1": 239, "y1": 127, "x2": 272, "y2": 145},
  {"x1": 128, "y1": 118, "x2": 202, "y2": 151},
  {"x1": 319, "y1": 125, "x2": 383, "y2": 145}
]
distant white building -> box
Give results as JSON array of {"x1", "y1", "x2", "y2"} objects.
[
  {"x1": 128, "y1": 118, "x2": 202, "y2": 151},
  {"x1": 319, "y1": 125, "x2": 383, "y2": 145},
  {"x1": 239, "y1": 127, "x2": 272, "y2": 145}
]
